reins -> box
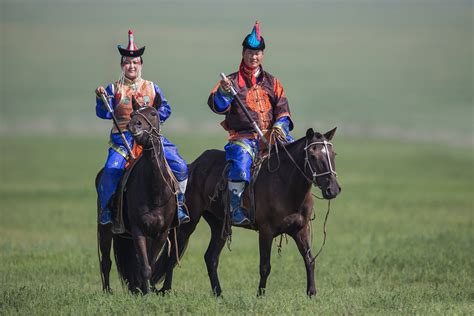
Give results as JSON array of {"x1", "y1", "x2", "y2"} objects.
[
  {"x1": 132, "y1": 108, "x2": 182, "y2": 264},
  {"x1": 310, "y1": 200, "x2": 331, "y2": 264},
  {"x1": 268, "y1": 134, "x2": 335, "y2": 264},
  {"x1": 134, "y1": 108, "x2": 179, "y2": 196}
]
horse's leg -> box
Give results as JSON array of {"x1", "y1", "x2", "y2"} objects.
[
  {"x1": 97, "y1": 224, "x2": 113, "y2": 293},
  {"x1": 291, "y1": 223, "x2": 316, "y2": 297},
  {"x1": 132, "y1": 227, "x2": 152, "y2": 294},
  {"x1": 158, "y1": 218, "x2": 200, "y2": 293},
  {"x1": 203, "y1": 212, "x2": 227, "y2": 297},
  {"x1": 257, "y1": 226, "x2": 274, "y2": 297},
  {"x1": 148, "y1": 232, "x2": 168, "y2": 268},
  {"x1": 148, "y1": 231, "x2": 168, "y2": 293}
]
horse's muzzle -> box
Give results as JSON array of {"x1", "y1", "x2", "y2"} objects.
[{"x1": 323, "y1": 184, "x2": 341, "y2": 200}]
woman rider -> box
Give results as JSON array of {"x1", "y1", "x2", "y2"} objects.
[{"x1": 95, "y1": 30, "x2": 190, "y2": 226}]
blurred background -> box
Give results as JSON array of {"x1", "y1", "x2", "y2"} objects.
[
  {"x1": 1, "y1": 0, "x2": 472, "y2": 142},
  {"x1": 1, "y1": 0, "x2": 472, "y2": 313}
]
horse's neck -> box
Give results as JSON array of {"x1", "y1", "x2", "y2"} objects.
[
  {"x1": 275, "y1": 140, "x2": 312, "y2": 196},
  {"x1": 142, "y1": 147, "x2": 171, "y2": 188}
]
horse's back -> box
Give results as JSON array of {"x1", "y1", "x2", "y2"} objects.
[
  {"x1": 189, "y1": 149, "x2": 226, "y2": 176},
  {"x1": 187, "y1": 149, "x2": 226, "y2": 208}
]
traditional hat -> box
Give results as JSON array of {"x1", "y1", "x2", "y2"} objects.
[
  {"x1": 242, "y1": 21, "x2": 265, "y2": 50},
  {"x1": 117, "y1": 29, "x2": 145, "y2": 57}
]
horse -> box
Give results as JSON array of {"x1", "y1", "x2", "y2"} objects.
[
  {"x1": 151, "y1": 127, "x2": 341, "y2": 297},
  {"x1": 97, "y1": 94, "x2": 178, "y2": 294}
]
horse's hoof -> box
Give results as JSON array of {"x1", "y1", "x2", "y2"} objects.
[
  {"x1": 156, "y1": 288, "x2": 171, "y2": 296},
  {"x1": 307, "y1": 289, "x2": 317, "y2": 298},
  {"x1": 212, "y1": 287, "x2": 222, "y2": 298},
  {"x1": 103, "y1": 287, "x2": 113, "y2": 294}
]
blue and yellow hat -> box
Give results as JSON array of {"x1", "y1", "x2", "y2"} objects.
[{"x1": 242, "y1": 21, "x2": 265, "y2": 50}]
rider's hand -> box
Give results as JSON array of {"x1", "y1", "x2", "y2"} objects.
[
  {"x1": 95, "y1": 86, "x2": 106, "y2": 97},
  {"x1": 218, "y1": 77, "x2": 233, "y2": 96},
  {"x1": 272, "y1": 124, "x2": 287, "y2": 143}
]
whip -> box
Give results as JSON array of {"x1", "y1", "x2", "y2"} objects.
[
  {"x1": 220, "y1": 73, "x2": 269, "y2": 148},
  {"x1": 98, "y1": 93, "x2": 136, "y2": 159}
]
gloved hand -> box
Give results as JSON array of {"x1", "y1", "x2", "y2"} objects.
[
  {"x1": 272, "y1": 119, "x2": 289, "y2": 143},
  {"x1": 218, "y1": 77, "x2": 234, "y2": 97}
]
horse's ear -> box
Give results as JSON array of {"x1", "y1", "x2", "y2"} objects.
[
  {"x1": 132, "y1": 96, "x2": 140, "y2": 112},
  {"x1": 324, "y1": 127, "x2": 337, "y2": 141},
  {"x1": 306, "y1": 128, "x2": 315, "y2": 139},
  {"x1": 153, "y1": 92, "x2": 162, "y2": 109}
]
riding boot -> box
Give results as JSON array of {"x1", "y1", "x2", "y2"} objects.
[
  {"x1": 98, "y1": 168, "x2": 123, "y2": 226},
  {"x1": 177, "y1": 179, "x2": 190, "y2": 225},
  {"x1": 99, "y1": 208, "x2": 112, "y2": 225},
  {"x1": 228, "y1": 181, "x2": 250, "y2": 226}
]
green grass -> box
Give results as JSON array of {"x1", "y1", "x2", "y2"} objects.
[
  {"x1": 1, "y1": 134, "x2": 472, "y2": 314},
  {"x1": 0, "y1": 0, "x2": 472, "y2": 313}
]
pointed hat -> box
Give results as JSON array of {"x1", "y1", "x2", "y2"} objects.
[
  {"x1": 242, "y1": 21, "x2": 265, "y2": 50},
  {"x1": 117, "y1": 29, "x2": 145, "y2": 57}
]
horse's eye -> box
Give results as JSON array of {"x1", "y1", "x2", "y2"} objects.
[{"x1": 150, "y1": 111, "x2": 157, "y2": 116}]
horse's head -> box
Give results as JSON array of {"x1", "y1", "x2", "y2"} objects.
[
  {"x1": 128, "y1": 93, "x2": 162, "y2": 147},
  {"x1": 304, "y1": 127, "x2": 341, "y2": 199}
]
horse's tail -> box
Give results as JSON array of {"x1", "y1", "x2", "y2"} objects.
[
  {"x1": 151, "y1": 228, "x2": 191, "y2": 286},
  {"x1": 113, "y1": 234, "x2": 142, "y2": 292}
]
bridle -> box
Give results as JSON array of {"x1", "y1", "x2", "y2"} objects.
[
  {"x1": 272, "y1": 136, "x2": 338, "y2": 263},
  {"x1": 130, "y1": 107, "x2": 179, "y2": 195},
  {"x1": 131, "y1": 106, "x2": 161, "y2": 142},
  {"x1": 303, "y1": 140, "x2": 337, "y2": 183},
  {"x1": 275, "y1": 136, "x2": 337, "y2": 189}
]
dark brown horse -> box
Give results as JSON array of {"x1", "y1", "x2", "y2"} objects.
[
  {"x1": 97, "y1": 94, "x2": 178, "y2": 294},
  {"x1": 152, "y1": 127, "x2": 341, "y2": 297}
]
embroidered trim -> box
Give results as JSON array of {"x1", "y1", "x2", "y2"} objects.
[
  {"x1": 232, "y1": 140, "x2": 256, "y2": 160},
  {"x1": 109, "y1": 141, "x2": 129, "y2": 159}
]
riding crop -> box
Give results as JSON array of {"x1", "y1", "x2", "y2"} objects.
[
  {"x1": 98, "y1": 92, "x2": 136, "y2": 159},
  {"x1": 220, "y1": 73, "x2": 270, "y2": 148}
]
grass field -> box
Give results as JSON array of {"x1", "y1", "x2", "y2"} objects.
[
  {"x1": 1, "y1": 0, "x2": 473, "y2": 314},
  {"x1": 0, "y1": 134, "x2": 472, "y2": 314}
]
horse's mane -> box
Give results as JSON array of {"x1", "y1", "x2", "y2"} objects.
[{"x1": 276, "y1": 131, "x2": 325, "y2": 150}]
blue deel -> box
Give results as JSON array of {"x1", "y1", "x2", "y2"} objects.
[
  {"x1": 95, "y1": 82, "x2": 171, "y2": 123},
  {"x1": 213, "y1": 88, "x2": 233, "y2": 113},
  {"x1": 225, "y1": 138, "x2": 259, "y2": 183},
  {"x1": 97, "y1": 132, "x2": 188, "y2": 215}
]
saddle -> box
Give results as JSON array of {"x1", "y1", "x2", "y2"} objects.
[
  {"x1": 110, "y1": 155, "x2": 142, "y2": 234},
  {"x1": 216, "y1": 152, "x2": 267, "y2": 227}
]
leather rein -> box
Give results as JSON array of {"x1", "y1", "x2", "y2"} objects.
[
  {"x1": 131, "y1": 107, "x2": 179, "y2": 195},
  {"x1": 268, "y1": 132, "x2": 336, "y2": 263},
  {"x1": 269, "y1": 132, "x2": 337, "y2": 189}
]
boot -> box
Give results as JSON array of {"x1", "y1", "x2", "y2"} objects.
[
  {"x1": 177, "y1": 179, "x2": 190, "y2": 225},
  {"x1": 228, "y1": 181, "x2": 250, "y2": 226},
  {"x1": 177, "y1": 192, "x2": 190, "y2": 225},
  {"x1": 99, "y1": 208, "x2": 112, "y2": 225}
]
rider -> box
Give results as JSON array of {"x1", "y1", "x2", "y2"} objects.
[
  {"x1": 95, "y1": 30, "x2": 190, "y2": 226},
  {"x1": 207, "y1": 21, "x2": 294, "y2": 226}
]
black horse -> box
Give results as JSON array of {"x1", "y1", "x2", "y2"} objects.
[
  {"x1": 97, "y1": 94, "x2": 178, "y2": 294},
  {"x1": 152, "y1": 128, "x2": 341, "y2": 296}
]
